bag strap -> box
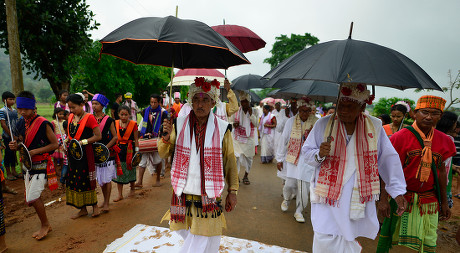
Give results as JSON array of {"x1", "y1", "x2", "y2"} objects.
[
  {"x1": 99, "y1": 115, "x2": 109, "y2": 132},
  {"x1": 404, "y1": 126, "x2": 441, "y2": 206},
  {"x1": 24, "y1": 116, "x2": 47, "y2": 148}
]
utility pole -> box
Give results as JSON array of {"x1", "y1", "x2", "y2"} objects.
[{"x1": 5, "y1": 0, "x2": 24, "y2": 95}]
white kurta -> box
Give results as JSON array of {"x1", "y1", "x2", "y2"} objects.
[
  {"x1": 231, "y1": 111, "x2": 258, "y2": 158},
  {"x1": 276, "y1": 117, "x2": 315, "y2": 182},
  {"x1": 301, "y1": 115, "x2": 406, "y2": 241},
  {"x1": 259, "y1": 113, "x2": 275, "y2": 159}
]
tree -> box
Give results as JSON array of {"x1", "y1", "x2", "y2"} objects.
[
  {"x1": 0, "y1": 0, "x2": 99, "y2": 99},
  {"x1": 443, "y1": 70, "x2": 460, "y2": 110},
  {"x1": 372, "y1": 97, "x2": 415, "y2": 124},
  {"x1": 71, "y1": 41, "x2": 171, "y2": 108},
  {"x1": 264, "y1": 33, "x2": 319, "y2": 69}
]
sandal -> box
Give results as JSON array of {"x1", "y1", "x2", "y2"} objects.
[
  {"x1": 243, "y1": 177, "x2": 250, "y2": 185},
  {"x1": 455, "y1": 194, "x2": 460, "y2": 199}
]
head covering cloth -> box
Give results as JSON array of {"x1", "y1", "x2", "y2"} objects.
[{"x1": 92, "y1": 93, "x2": 110, "y2": 107}]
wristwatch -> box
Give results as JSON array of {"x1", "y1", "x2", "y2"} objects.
[
  {"x1": 315, "y1": 153, "x2": 325, "y2": 163},
  {"x1": 228, "y1": 189, "x2": 238, "y2": 195}
]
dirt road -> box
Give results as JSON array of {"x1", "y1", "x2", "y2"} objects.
[{"x1": 3, "y1": 153, "x2": 459, "y2": 252}]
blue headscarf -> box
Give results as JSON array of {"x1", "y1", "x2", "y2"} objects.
[
  {"x1": 92, "y1": 93, "x2": 110, "y2": 107},
  {"x1": 16, "y1": 97, "x2": 36, "y2": 109}
]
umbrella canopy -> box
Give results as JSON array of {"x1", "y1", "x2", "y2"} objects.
[
  {"x1": 274, "y1": 98, "x2": 287, "y2": 105},
  {"x1": 100, "y1": 16, "x2": 250, "y2": 69},
  {"x1": 269, "y1": 79, "x2": 339, "y2": 103},
  {"x1": 168, "y1": 69, "x2": 225, "y2": 86},
  {"x1": 263, "y1": 38, "x2": 442, "y2": 91},
  {"x1": 249, "y1": 91, "x2": 262, "y2": 103},
  {"x1": 260, "y1": 97, "x2": 275, "y2": 104},
  {"x1": 231, "y1": 74, "x2": 268, "y2": 90},
  {"x1": 212, "y1": 25, "x2": 266, "y2": 53}
]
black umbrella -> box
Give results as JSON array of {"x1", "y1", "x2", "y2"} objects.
[
  {"x1": 231, "y1": 74, "x2": 267, "y2": 90},
  {"x1": 249, "y1": 91, "x2": 262, "y2": 103},
  {"x1": 100, "y1": 16, "x2": 250, "y2": 103},
  {"x1": 269, "y1": 79, "x2": 339, "y2": 103},
  {"x1": 263, "y1": 38, "x2": 442, "y2": 91},
  {"x1": 100, "y1": 16, "x2": 250, "y2": 69}
]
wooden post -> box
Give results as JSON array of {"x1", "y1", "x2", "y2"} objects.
[{"x1": 5, "y1": 0, "x2": 24, "y2": 95}]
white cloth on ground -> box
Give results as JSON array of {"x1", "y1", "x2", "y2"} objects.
[
  {"x1": 96, "y1": 159, "x2": 117, "y2": 186},
  {"x1": 313, "y1": 231, "x2": 362, "y2": 253},
  {"x1": 176, "y1": 229, "x2": 221, "y2": 253},
  {"x1": 139, "y1": 152, "x2": 162, "y2": 174},
  {"x1": 301, "y1": 115, "x2": 406, "y2": 241}
]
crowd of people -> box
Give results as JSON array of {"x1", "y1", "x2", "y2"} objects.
[{"x1": 0, "y1": 79, "x2": 460, "y2": 252}]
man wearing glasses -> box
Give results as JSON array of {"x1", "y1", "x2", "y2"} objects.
[{"x1": 377, "y1": 95, "x2": 456, "y2": 253}]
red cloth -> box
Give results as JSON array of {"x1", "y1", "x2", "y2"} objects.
[{"x1": 391, "y1": 128, "x2": 456, "y2": 199}]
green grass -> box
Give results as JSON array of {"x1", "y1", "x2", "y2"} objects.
[{"x1": 36, "y1": 103, "x2": 55, "y2": 120}]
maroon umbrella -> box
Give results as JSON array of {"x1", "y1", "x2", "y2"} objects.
[{"x1": 212, "y1": 24, "x2": 266, "y2": 53}]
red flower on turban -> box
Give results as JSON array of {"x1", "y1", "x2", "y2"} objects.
[{"x1": 341, "y1": 87, "x2": 352, "y2": 96}]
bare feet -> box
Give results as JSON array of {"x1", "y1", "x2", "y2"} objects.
[
  {"x1": 134, "y1": 184, "x2": 143, "y2": 189},
  {"x1": 32, "y1": 225, "x2": 52, "y2": 240},
  {"x1": 92, "y1": 205, "x2": 101, "y2": 217},
  {"x1": 71, "y1": 209, "x2": 88, "y2": 219},
  {"x1": 129, "y1": 190, "x2": 135, "y2": 197},
  {"x1": 153, "y1": 182, "x2": 163, "y2": 187},
  {"x1": 113, "y1": 196, "x2": 124, "y2": 202},
  {"x1": 0, "y1": 246, "x2": 6, "y2": 253}
]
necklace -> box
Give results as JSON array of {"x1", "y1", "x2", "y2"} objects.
[
  {"x1": 95, "y1": 113, "x2": 105, "y2": 124},
  {"x1": 70, "y1": 112, "x2": 85, "y2": 135},
  {"x1": 119, "y1": 120, "x2": 128, "y2": 129}
]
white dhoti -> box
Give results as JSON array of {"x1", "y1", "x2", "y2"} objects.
[
  {"x1": 313, "y1": 232, "x2": 362, "y2": 253},
  {"x1": 236, "y1": 155, "x2": 253, "y2": 174},
  {"x1": 176, "y1": 229, "x2": 221, "y2": 253},
  {"x1": 96, "y1": 159, "x2": 117, "y2": 186},
  {"x1": 139, "y1": 152, "x2": 162, "y2": 174},
  {"x1": 24, "y1": 162, "x2": 48, "y2": 206},
  {"x1": 283, "y1": 178, "x2": 309, "y2": 214}
]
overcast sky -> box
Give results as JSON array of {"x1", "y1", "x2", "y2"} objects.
[{"x1": 87, "y1": 0, "x2": 460, "y2": 107}]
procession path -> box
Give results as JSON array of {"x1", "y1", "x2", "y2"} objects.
[{"x1": 3, "y1": 152, "x2": 458, "y2": 252}]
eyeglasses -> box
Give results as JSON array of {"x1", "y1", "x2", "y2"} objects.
[{"x1": 418, "y1": 109, "x2": 442, "y2": 117}]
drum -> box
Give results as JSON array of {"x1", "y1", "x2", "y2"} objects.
[
  {"x1": 93, "y1": 142, "x2": 110, "y2": 165},
  {"x1": 18, "y1": 143, "x2": 32, "y2": 170},
  {"x1": 69, "y1": 139, "x2": 83, "y2": 160},
  {"x1": 138, "y1": 138, "x2": 158, "y2": 153}
]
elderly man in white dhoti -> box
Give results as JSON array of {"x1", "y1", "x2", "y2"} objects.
[
  {"x1": 231, "y1": 91, "x2": 258, "y2": 185},
  {"x1": 276, "y1": 97, "x2": 318, "y2": 223},
  {"x1": 301, "y1": 83, "x2": 407, "y2": 252}
]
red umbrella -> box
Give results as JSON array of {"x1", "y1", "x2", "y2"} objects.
[{"x1": 212, "y1": 25, "x2": 266, "y2": 53}]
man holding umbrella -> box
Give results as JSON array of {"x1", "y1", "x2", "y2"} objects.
[
  {"x1": 159, "y1": 77, "x2": 238, "y2": 253},
  {"x1": 231, "y1": 90, "x2": 258, "y2": 185},
  {"x1": 276, "y1": 97, "x2": 317, "y2": 223},
  {"x1": 302, "y1": 83, "x2": 407, "y2": 252}
]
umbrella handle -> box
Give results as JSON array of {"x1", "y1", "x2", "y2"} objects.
[
  {"x1": 169, "y1": 61, "x2": 175, "y2": 106},
  {"x1": 326, "y1": 83, "x2": 343, "y2": 142}
]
